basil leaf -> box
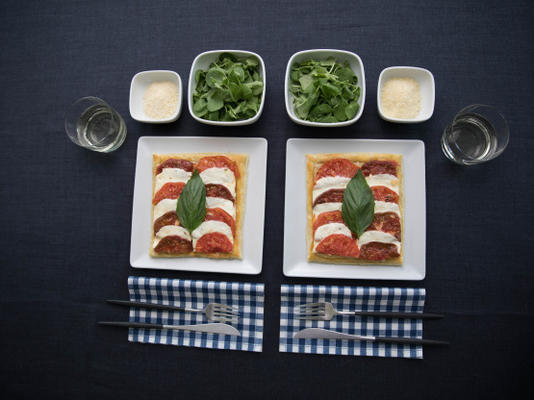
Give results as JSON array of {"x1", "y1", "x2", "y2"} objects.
[
  {"x1": 341, "y1": 170, "x2": 375, "y2": 238},
  {"x1": 176, "y1": 170, "x2": 206, "y2": 233}
]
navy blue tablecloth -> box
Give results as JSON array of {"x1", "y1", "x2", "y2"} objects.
[{"x1": 1, "y1": 0, "x2": 533, "y2": 398}]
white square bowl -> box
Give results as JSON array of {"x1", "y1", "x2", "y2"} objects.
[
  {"x1": 129, "y1": 70, "x2": 183, "y2": 123},
  {"x1": 283, "y1": 138, "x2": 426, "y2": 280},
  {"x1": 284, "y1": 49, "x2": 366, "y2": 127},
  {"x1": 377, "y1": 66, "x2": 435, "y2": 123},
  {"x1": 130, "y1": 136, "x2": 268, "y2": 275},
  {"x1": 187, "y1": 50, "x2": 266, "y2": 126}
]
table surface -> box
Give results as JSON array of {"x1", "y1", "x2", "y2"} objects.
[{"x1": 1, "y1": 0, "x2": 533, "y2": 398}]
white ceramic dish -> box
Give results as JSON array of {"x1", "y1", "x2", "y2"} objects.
[
  {"x1": 130, "y1": 136, "x2": 268, "y2": 274},
  {"x1": 187, "y1": 50, "x2": 266, "y2": 126},
  {"x1": 284, "y1": 49, "x2": 366, "y2": 127},
  {"x1": 283, "y1": 138, "x2": 426, "y2": 280},
  {"x1": 129, "y1": 70, "x2": 182, "y2": 123},
  {"x1": 377, "y1": 66, "x2": 435, "y2": 123}
]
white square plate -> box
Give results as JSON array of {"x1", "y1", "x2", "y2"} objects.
[
  {"x1": 283, "y1": 138, "x2": 426, "y2": 280},
  {"x1": 130, "y1": 136, "x2": 267, "y2": 274}
]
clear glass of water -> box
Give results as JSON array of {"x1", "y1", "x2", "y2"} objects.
[
  {"x1": 441, "y1": 104, "x2": 509, "y2": 165},
  {"x1": 65, "y1": 97, "x2": 127, "y2": 153}
]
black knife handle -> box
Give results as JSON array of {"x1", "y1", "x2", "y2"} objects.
[
  {"x1": 98, "y1": 321, "x2": 162, "y2": 330},
  {"x1": 374, "y1": 336, "x2": 449, "y2": 346},
  {"x1": 354, "y1": 311, "x2": 444, "y2": 319}
]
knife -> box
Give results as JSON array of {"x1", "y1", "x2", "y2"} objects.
[
  {"x1": 98, "y1": 321, "x2": 241, "y2": 337},
  {"x1": 294, "y1": 328, "x2": 448, "y2": 346}
]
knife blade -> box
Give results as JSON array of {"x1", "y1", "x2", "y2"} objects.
[
  {"x1": 98, "y1": 321, "x2": 241, "y2": 336},
  {"x1": 294, "y1": 328, "x2": 448, "y2": 346}
]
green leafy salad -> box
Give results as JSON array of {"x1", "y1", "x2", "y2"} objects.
[
  {"x1": 289, "y1": 58, "x2": 360, "y2": 123},
  {"x1": 192, "y1": 53, "x2": 263, "y2": 121}
]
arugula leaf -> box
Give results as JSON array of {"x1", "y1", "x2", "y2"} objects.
[
  {"x1": 290, "y1": 58, "x2": 360, "y2": 123},
  {"x1": 192, "y1": 53, "x2": 263, "y2": 121},
  {"x1": 341, "y1": 170, "x2": 375, "y2": 238},
  {"x1": 176, "y1": 170, "x2": 206, "y2": 233}
]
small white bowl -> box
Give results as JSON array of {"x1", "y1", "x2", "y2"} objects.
[
  {"x1": 129, "y1": 70, "x2": 182, "y2": 123},
  {"x1": 187, "y1": 50, "x2": 266, "y2": 126},
  {"x1": 284, "y1": 49, "x2": 366, "y2": 127},
  {"x1": 377, "y1": 66, "x2": 435, "y2": 123}
]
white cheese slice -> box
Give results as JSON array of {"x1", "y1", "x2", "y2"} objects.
[
  {"x1": 153, "y1": 225, "x2": 191, "y2": 248},
  {"x1": 192, "y1": 220, "x2": 234, "y2": 249},
  {"x1": 200, "y1": 167, "x2": 236, "y2": 198},
  {"x1": 312, "y1": 176, "x2": 350, "y2": 203},
  {"x1": 365, "y1": 174, "x2": 399, "y2": 194},
  {"x1": 357, "y1": 231, "x2": 401, "y2": 253},
  {"x1": 374, "y1": 201, "x2": 401, "y2": 217},
  {"x1": 313, "y1": 202, "x2": 342, "y2": 218},
  {"x1": 153, "y1": 198, "x2": 178, "y2": 221},
  {"x1": 154, "y1": 168, "x2": 191, "y2": 193},
  {"x1": 206, "y1": 197, "x2": 235, "y2": 219},
  {"x1": 313, "y1": 222, "x2": 352, "y2": 252}
]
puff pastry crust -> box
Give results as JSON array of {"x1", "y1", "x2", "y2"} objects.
[
  {"x1": 150, "y1": 153, "x2": 248, "y2": 259},
  {"x1": 306, "y1": 153, "x2": 403, "y2": 265}
]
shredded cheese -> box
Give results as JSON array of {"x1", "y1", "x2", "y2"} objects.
[
  {"x1": 380, "y1": 77, "x2": 421, "y2": 119},
  {"x1": 143, "y1": 81, "x2": 178, "y2": 119}
]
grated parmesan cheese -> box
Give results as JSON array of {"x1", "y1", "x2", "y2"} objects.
[
  {"x1": 142, "y1": 81, "x2": 178, "y2": 119},
  {"x1": 380, "y1": 77, "x2": 421, "y2": 119}
]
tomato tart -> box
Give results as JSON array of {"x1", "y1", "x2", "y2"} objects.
[
  {"x1": 150, "y1": 153, "x2": 247, "y2": 259},
  {"x1": 306, "y1": 153, "x2": 403, "y2": 265}
]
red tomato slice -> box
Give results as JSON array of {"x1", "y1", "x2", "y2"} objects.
[
  {"x1": 371, "y1": 186, "x2": 399, "y2": 203},
  {"x1": 315, "y1": 158, "x2": 359, "y2": 182},
  {"x1": 195, "y1": 232, "x2": 233, "y2": 253},
  {"x1": 205, "y1": 208, "x2": 236, "y2": 236},
  {"x1": 312, "y1": 211, "x2": 344, "y2": 233},
  {"x1": 359, "y1": 242, "x2": 399, "y2": 260},
  {"x1": 154, "y1": 236, "x2": 192, "y2": 254},
  {"x1": 315, "y1": 234, "x2": 359, "y2": 258},
  {"x1": 361, "y1": 160, "x2": 398, "y2": 177},
  {"x1": 196, "y1": 156, "x2": 239, "y2": 178},
  {"x1": 156, "y1": 159, "x2": 194, "y2": 175},
  {"x1": 152, "y1": 182, "x2": 185, "y2": 205}
]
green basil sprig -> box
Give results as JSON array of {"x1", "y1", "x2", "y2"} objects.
[
  {"x1": 341, "y1": 170, "x2": 375, "y2": 238},
  {"x1": 176, "y1": 170, "x2": 206, "y2": 232}
]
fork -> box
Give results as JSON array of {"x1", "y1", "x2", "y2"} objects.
[
  {"x1": 297, "y1": 302, "x2": 443, "y2": 320},
  {"x1": 106, "y1": 299, "x2": 239, "y2": 323}
]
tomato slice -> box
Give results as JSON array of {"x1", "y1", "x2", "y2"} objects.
[
  {"x1": 359, "y1": 242, "x2": 399, "y2": 260},
  {"x1": 205, "y1": 208, "x2": 236, "y2": 236},
  {"x1": 206, "y1": 184, "x2": 234, "y2": 202},
  {"x1": 156, "y1": 159, "x2": 194, "y2": 175},
  {"x1": 315, "y1": 234, "x2": 359, "y2": 258},
  {"x1": 195, "y1": 232, "x2": 233, "y2": 253},
  {"x1": 361, "y1": 160, "x2": 398, "y2": 177},
  {"x1": 154, "y1": 236, "x2": 192, "y2": 254},
  {"x1": 196, "y1": 156, "x2": 239, "y2": 178},
  {"x1": 313, "y1": 189, "x2": 345, "y2": 207},
  {"x1": 315, "y1": 158, "x2": 358, "y2": 182},
  {"x1": 366, "y1": 212, "x2": 401, "y2": 240},
  {"x1": 371, "y1": 186, "x2": 399, "y2": 203},
  {"x1": 312, "y1": 211, "x2": 344, "y2": 233},
  {"x1": 152, "y1": 182, "x2": 185, "y2": 205}
]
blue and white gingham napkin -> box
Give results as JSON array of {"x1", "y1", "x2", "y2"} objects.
[
  {"x1": 279, "y1": 285, "x2": 426, "y2": 359},
  {"x1": 127, "y1": 276, "x2": 264, "y2": 352}
]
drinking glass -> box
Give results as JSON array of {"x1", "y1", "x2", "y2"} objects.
[
  {"x1": 65, "y1": 97, "x2": 127, "y2": 153},
  {"x1": 441, "y1": 104, "x2": 509, "y2": 165}
]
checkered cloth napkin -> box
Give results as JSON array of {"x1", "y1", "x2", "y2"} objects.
[
  {"x1": 127, "y1": 276, "x2": 264, "y2": 352},
  {"x1": 279, "y1": 285, "x2": 426, "y2": 359}
]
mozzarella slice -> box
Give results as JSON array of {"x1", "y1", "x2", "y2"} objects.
[
  {"x1": 153, "y1": 198, "x2": 178, "y2": 221},
  {"x1": 192, "y1": 220, "x2": 234, "y2": 249},
  {"x1": 313, "y1": 202, "x2": 342, "y2": 218},
  {"x1": 312, "y1": 176, "x2": 350, "y2": 203},
  {"x1": 206, "y1": 197, "x2": 235, "y2": 219},
  {"x1": 153, "y1": 226, "x2": 191, "y2": 248},
  {"x1": 313, "y1": 222, "x2": 352, "y2": 251},
  {"x1": 357, "y1": 231, "x2": 401, "y2": 253},
  {"x1": 200, "y1": 167, "x2": 236, "y2": 198},
  {"x1": 365, "y1": 174, "x2": 399, "y2": 194},
  {"x1": 374, "y1": 201, "x2": 401, "y2": 217},
  {"x1": 154, "y1": 168, "x2": 192, "y2": 193}
]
